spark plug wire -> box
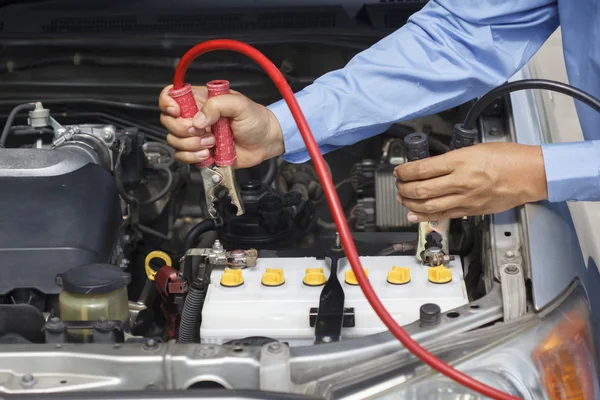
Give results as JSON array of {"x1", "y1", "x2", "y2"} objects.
[{"x1": 172, "y1": 39, "x2": 519, "y2": 400}]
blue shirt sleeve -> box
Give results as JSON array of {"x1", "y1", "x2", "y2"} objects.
[
  {"x1": 267, "y1": 0, "x2": 559, "y2": 163},
  {"x1": 542, "y1": 141, "x2": 600, "y2": 202}
]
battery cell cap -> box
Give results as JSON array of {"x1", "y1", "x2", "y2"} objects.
[
  {"x1": 428, "y1": 265, "x2": 452, "y2": 284},
  {"x1": 220, "y1": 268, "x2": 244, "y2": 287},
  {"x1": 345, "y1": 269, "x2": 368, "y2": 286},
  {"x1": 387, "y1": 266, "x2": 411, "y2": 285},
  {"x1": 303, "y1": 268, "x2": 327, "y2": 286},
  {"x1": 262, "y1": 268, "x2": 285, "y2": 287}
]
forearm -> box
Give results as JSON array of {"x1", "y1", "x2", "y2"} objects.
[
  {"x1": 269, "y1": 0, "x2": 558, "y2": 163},
  {"x1": 542, "y1": 141, "x2": 600, "y2": 202}
]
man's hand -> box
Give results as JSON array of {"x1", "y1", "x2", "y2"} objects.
[
  {"x1": 159, "y1": 85, "x2": 285, "y2": 169},
  {"x1": 394, "y1": 142, "x2": 548, "y2": 222}
]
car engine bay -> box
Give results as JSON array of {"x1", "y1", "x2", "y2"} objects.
[{"x1": 4, "y1": 2, "x2": 593, "y2": 398}]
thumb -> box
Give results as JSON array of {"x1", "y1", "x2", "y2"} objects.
[{"x1": 194, "y1": 94, "x2": 249, "y2": 129}]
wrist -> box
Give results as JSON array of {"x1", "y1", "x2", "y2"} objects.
[
  {"x1": 523, "y1": 145, "x2": 549, "y2": 203},
  {"x1": 263, "y1": 107, "x2": 285, "y2": 160}
]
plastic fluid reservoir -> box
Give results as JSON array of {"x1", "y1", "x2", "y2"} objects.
[{"x1": 56, "y1": 264, "x2": 131, "y2": 340}]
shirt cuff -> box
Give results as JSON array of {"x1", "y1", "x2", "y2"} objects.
[
  {"x1": 267, "y1": 90, "x2": 340, "y2": 163},
  {"x1": 541, "y1": 141, "x2": 600, "y2": 202}
]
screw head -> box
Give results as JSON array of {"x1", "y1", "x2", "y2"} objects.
[
  {"x1": 144, "y1": 337, "x2": 158, "y2": 351},
  {"x1": 21, "y1": 374, "x2": 36, "y2": 387},
  {"x1": 267, "y1": 342, "x2": 282, "y2": 353},
  {"x1": 504, "y1": 264, "x2": 520, "y2": 275},
  {"x1": 101, "y1": 126, "x2": 115, "y2": 141},
  {"x1": 211, "y1": 174, "x2": 221, "y2": 184},
  {"x1": 505, "y1": 250, "x2": 515, "y2": 259}
]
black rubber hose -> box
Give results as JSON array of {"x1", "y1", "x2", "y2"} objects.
[
  {"x1": 463, "y1": 79, "x2": 600, "y2": 130},
  {"x1": 178, "y1": 279, "x2": 207, "y2": 344},
  {"x1": 183, "y1": 218, "x2": 223, "y2": 253},
  {"x1": 261, "y1": 157, "x2": 278, "y2": 187},
  {"x1": 0, "y1": 103, "x2": 36, "y2": 147}
]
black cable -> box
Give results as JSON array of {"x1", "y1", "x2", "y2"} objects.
[
  {"x1": 183, "y1": 218, "x2": 223, "y2": 253},
  {"x1": 0, "y1": 98, "x2": 158, "y2": 112},
  {"x1": 463, "y1": 79, "x2": 600, "y2": 130},
  {"x1": 261, "y1": 157, "x2": 278, "y2": 187},
  {"x1": 178, "y1": 278, "x2": 208, "y2": 344},
  {"x1": 139, "y1": 164, "x2": 174, "y2": 206},
  {"x1": 0, "y1": 102, "x2": 36, "y2": 146}
]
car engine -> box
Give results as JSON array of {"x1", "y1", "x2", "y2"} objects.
[{"x1": 0, "y1": 96, "x2": 480, "y2": 346}]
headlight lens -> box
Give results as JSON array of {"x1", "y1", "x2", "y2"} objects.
[{"x1": 355, "y1": 285, "x2": 599, "y2": 400}]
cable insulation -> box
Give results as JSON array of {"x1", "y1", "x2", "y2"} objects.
[
  {"x1": 173, "y1": 39, "x2": 519, "y2": 400},
  {"x1": 464, "y1": 79, "x2": 600, "y2": 130}
]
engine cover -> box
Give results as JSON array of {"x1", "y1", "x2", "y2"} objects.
[{"x1": 0, "y1": 149, "x2": 121, "y2": 295}]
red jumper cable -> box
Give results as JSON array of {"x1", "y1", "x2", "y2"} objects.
[{"x1": 168, "y1": 39, "x2": 519, "y2": 400}]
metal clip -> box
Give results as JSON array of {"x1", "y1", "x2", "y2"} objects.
[{"x1": 200, "y1": 166, "x2": 244, "y2": 218}]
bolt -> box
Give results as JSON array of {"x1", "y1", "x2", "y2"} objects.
[
  {"x1": 267, "y1": 342, "x2": 282, "y2": 353},
  {"x1": 212, "y1": 240, "x2": 224, "y2": 252},
  {"x1": 143, "y1": 338, "x2": 158, "y2": 351},
  {"x1": 197, "y1": 345, "x2": 218, "y2": 358},
  {"x1": 21, "y1": 374, "x2": 36, "y2": 388},
  {"x1": 505, "y1": 250, "x2": 515, "y2": 259},
  {"x1": 504, "y1": 264, "x2": 520, "y2": 275},
  {"x1": 211, "y1": 174, "x2": 221, "y2": 184},
  {"x1": 101, "y1": 126, "x2": 115, "y2": 142}
]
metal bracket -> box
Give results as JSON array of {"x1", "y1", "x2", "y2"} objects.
[{"x1": 480, "y1": 102, "x2": 528, "y2": 321}]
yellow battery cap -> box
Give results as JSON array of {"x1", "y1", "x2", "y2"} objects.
[
  {"x1": 303, "y1": 268, "x2": 327, "y2": 286},
  {"x1": 220, "y1": 268, "x2": 244, "y2": 287},
  {"x1": 262, "y1": 268, "x2": 285, "y2": 287},
  {"x1": 387, "y1": 266, "x2": 411, "y2": 285},
  {"x1": 428, "y1": 265, "x2": 452, "y2": 284},
  {"x1": 345, "y1": 269, "x2": 368, "y2": 286}
]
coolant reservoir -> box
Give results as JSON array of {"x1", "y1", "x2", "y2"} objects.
[{"x1": 56, "y1": 264, "x2": 131, "y2": 327}]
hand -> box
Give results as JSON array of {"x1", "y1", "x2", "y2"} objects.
[
  {"x1": 394, "y1": 142, "x2": 548, "y2": 222},
  {"x1": 159, "y1": 85, "x2": 285, "y2": 168}
]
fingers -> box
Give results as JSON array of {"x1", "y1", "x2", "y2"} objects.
[
  {"x1": 397, "y1": 194, "x2": 465, "y2": 216},
  {"x1": 194, "y1": 94, "x2": 250, "y2": 129},
  {"x1": 394, "y1": 154, "x2": 455, "y2": 182},
  {"x1": 167, "y1": 134, "x2": 215, "y2": 151},
  {"x1": 396, "y1": 175, "x2": 461, "y2": 200},
  {"x1": 407, "y1": 209, "x2": 470, "y2": 223},
  {"x1": 174, "y1": 149, "x2": 211, "y2": 164},
  {"x1": 160, "y1": 85, "x2": 209, "y2": 138}
]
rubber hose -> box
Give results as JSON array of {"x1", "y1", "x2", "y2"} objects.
[
  {"x1": 261, "y1": 157, "x2": 278, "y2": 187},
  {"x1": 0, "y1": 103, "x2": 36, "y2": 147},
  {"x1": 182, "y1": 218, "x2": 222, "y2": 253},
  {"x1": 178, "y1": 279, "x2": 207, "y2": 343}
]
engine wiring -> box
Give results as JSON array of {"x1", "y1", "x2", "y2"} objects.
[{"x1": 172, "y1": 39, "x2": 519, "y2": 400}]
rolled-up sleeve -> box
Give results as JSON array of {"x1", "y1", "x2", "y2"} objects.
[
  {"x1": 542, "y1": 141, "x2": 600, "y2": 202},
  {"x1": 268, "y1": 0, "x2": 559, "y2": 163}
]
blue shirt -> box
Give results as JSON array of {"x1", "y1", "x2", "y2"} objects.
[{"x1": 267, "y1": 0, "x2": 600, "y2": 203}]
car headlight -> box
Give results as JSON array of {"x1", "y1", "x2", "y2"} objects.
[{"x1": 344, "y1": 284, "x2": 598, "y2": 400}]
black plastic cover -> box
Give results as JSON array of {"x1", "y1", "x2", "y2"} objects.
[
  {"x1": 0, "y1": 164, "x2": 121, "y2": 295},
  {"x1": 404, "y1": 132, "x2": 430, "y2": 162},
  {"x1": 57, "y1": 264, "x2": 131, "y2": 294}
]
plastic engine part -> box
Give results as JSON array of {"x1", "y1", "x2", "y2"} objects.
[
  {"x1": 207, "y1": 80, "x2": 237, "y2": 167},
  {"x1": 404, "y1": 132, "x2": 429, "y2": 162},
  {"x1": 201, "y1": 255, "x2": 467, "y2": 346}
]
